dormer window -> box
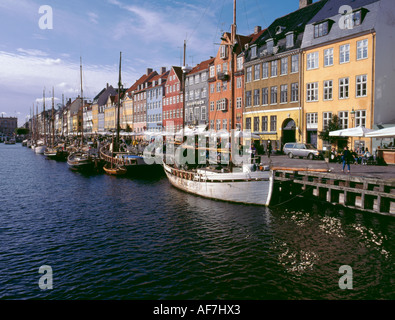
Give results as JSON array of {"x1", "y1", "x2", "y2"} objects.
[
  {"x1": 251, "y1": 45, "x2": 257, "y2": 58},
  {"x1": 341, "y1": 9, "x2": 365, "y2": 30},
  {"x1": 266, "y1": 38, "x2": 274, "y2": 54},
  {"x1": 275, "y1": 26, "x2": 285, "y2": 35},
  {"x1": 286, "y1": 32, "x2": 294, "y2": 48},
  {"x1": 314, "y1": 21, "x2": 328, "y2": 38}
]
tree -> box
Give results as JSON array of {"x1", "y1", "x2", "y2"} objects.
[
  {"x1": 15, "y1": 127, "x2": 29, "y2": 135},
  {"x1": 318, "y1": 115, "x2": 345, "y2": 145}
]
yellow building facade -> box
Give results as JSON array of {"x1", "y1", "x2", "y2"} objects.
[{"x1": 302, "y1": 32, "x2": 375, "y2": 151}]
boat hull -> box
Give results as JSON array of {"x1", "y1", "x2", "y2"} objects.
[
  {"x1": 67, "y1": 152, "x2": 95, "y2": 172},
  {"x1": 163, "y1": 163, "x2": 273, "y2": 206},
  {"x1": 34, "y1": 145, "x2": 46, "y2": 154}
]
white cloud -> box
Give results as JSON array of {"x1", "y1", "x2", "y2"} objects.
[
  {"x1": 16, "y1": 48, "x2": 49, "y2": 57},
  {"x1": 88, "y1": 12, "x2": 99, "y2": 24}
]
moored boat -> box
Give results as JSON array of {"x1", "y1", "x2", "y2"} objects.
[
  {"x1": 103, "y1": 163, "x2": 128, "y2": 176},
  {"x1": 163, "y1": 162, "x2": 274, "y2": 206},
  {"x1": 67, "y1": 151, "x2": 95, "y2": 172}
]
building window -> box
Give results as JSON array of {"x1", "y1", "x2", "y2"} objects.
[
  {"x1": 340, "y1": 44, "x2": 350, "y2": 64},
  {"x1": 201, "y1": 106, "x2": 206, "y2": 121},
  {"x1": 307, "y1": 52, "x2": 319, "y2": 70},
  {"x1": 246, "y1": 66, "x2": 252, "y2": 82},
  {"x1": 210, "y1": 101, "x2": 214, "y2": 111},
  {"x1": 251, "y1": 46, "x2": 257, "y2": 58},
  {"x1": 338, "y1": 111, "x2": 349, "y2": 128},
  {"x1": 237, "y1": 57, "x2": 243, "y2": 71},
  {"x1": 271, "y1": 60, "x2": 278, "y2": 77},
  {"x1": 262, "y1": 62, "x2": 269, "y2": 78},
  {"x1": 323, "y1": 80, "x2": 333, "y2": 100},
  {"x1": 261, "y1": 116, "x2": 268, "y2": 132},
  {"x1": 291, "y1": 83, "x2": 298, "y2": 102},
  {"x1": 306, "y1": 113, "x2": 318, "y2": 126},
  {"x1": 324, "y1": 48, "x2": 334, "y2": 67},
  {"x1": 216, "y1": 82, "x2": 221, "y2": 92},
  {"x1": 355, "y1": 110, "x2": 366, "y2": 127},
  {"x1": 245, "y1": 117, "x2": 251, "y2": 130},
  {"x1": 216, "y1": 120, "x2": 221, "y2": 131},
  {"x1": 210, "y1": 83, "x2": 215, "y2": 93},
  {"x1": 357, "y1": 39, "x2": 368, "y2": 60},
  {"x1": 270, "y1": 86, "x2": 277, "y2": 104},
  {"x1": 262, "y1": 87, "x2": 269, "y2": 105},
  {"x1": 323, "y1": 112, "x2": 332, "y2": 130},
  {"x1": 339, "y1": 77, "x2": 349, "y2": 99},
  {"x1": 254, "y1": 89, "x2": 260, "y2": 106},
  {"x1": 291, "y1": 55, "x2": 299, "y2": 73},
  {"x1": 236, "y1": 77, "x2": 242, "y2": 89},
  {"x1": 210, "y1": 66, "x2": 215, "y2": 78},
  {"x1": 236, "y1": 97, "x2": 242, "y2": 109},
  {"x1": 280, "y1": 84, "x2": 288, "y2": 103},
  {"x1": 306, "y1": 82, "x2": 319, "y2": 102},
  {"x1": 246, "y1": 90, "x2": 252, "y2": 107},
  {"x1": 270, "y1": 115, "x2": 277, "y2": 132},
  {"x1": 280, "y1": 57, "x2": 288, "y2": 75},
  {"x1": 222, "y1": 119, "x2": 227, "y2": 130},
  {"x1": 253, "y1": 117, "x2": 259, "y2": 132},
  {"x1": 286, "y1": 32, "x2": 294, "y2": 48},
  {"x1": 266, "y1": 39, "x2": 274, "y2": 54},
  {"x1": 254, "y1": 64, "x2": 260, "y2": 80},
  {"x1": 220, "y1": 45, "x2": 227, "y2": 59},
  {"x1": 314, "y1": 21, "x2": 328, "y2": 38},
  {"x1": 356, "y1": 75, "x2": 367, "y2": 97}
]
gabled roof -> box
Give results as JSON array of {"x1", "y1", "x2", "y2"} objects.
[
  {"x1": 256, "y1": 0, "x2": 329, "y2": 45},
  {"x1": 126, "y1": 70, "x2": 158, "y2": 94},
  {"x1": 309, "y1": 0, "x2": 380, "y2": 24},
  {"x1": 170, "y1": 66, "x2": 183, "y2": 81},
  {"x1": 187, "y1": 57, "x2": 215, "y2": 76},
  {"x1": 301, "y1": 0, "x2": 381, "y2": 49}
]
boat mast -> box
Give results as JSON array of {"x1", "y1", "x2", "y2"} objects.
[
  {"x1": 52, "y1": 87, "x2": 55, "y2": 147},
  {"x1": 229, "y1": 0, "x2": 236, "y2": 171},
  {"x1": 80, "y1": 57, "x2": 84, "y2": 145},
  {"x1": 43, "y1": 88, "x2": 46, "y2": 145},
  {"x1": 116, "y1": 51, "x2": 122, "y2": 152}
]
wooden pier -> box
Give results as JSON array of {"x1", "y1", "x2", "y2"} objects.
[{"x1": 272, "y1": 169, "x2": 395, "y2": 216}]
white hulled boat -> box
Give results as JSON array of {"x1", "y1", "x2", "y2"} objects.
[{"x1": 163, "y1": 162, "x2": 273, "y2": 206}]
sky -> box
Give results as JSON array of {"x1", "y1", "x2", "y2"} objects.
[{"x1": 0, "y1": 0, "x2": 305, "y2": 126}]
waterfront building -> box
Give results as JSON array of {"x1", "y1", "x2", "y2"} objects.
[
  {"x1": 91, "y1": 84, "x2": 117, "y2": 134},
  {"x1": 82, "y1": 103, "x2": 92, "y2": 134},
  {"x1": 146, "y1": 67, "x2": 169, "y2": 133},
  {"x1": 0, "y1": 116, "x2": 17, "y2": 136},
  {"x1": 120, "y1": 93, "x2": 134, "y2": 132},
  {"x1": 208, "y1": 31, "x2": 251, "y2": 132},
  {"x1": 243, "y1": 0, "x2": 328, "y2": 151},
  {"x1": 162, "y1": 66, "x2": 184, "y2": 133},
  {"x1": 184, "y1": 58, "x2": 214, "y2": 128},
  {"x1": 127, "y1": 68, "x2": 158, "y2": 135},
  {"x1": 301, "y1": 0, "x2": 395, "y2": 151}
]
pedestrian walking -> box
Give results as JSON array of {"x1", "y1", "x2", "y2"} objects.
[
  {"x1": 341, "y1": 146, "x2": 352, "y2": 173},
  {"x1": 267, "y1": 140, "x2": 272, "y2": 159}
]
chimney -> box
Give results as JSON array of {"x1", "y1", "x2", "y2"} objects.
[
  {"x1": 161, "y1": 67, "x2": 166, "y2": 74},
  {"x1": 299, "y1": 0, "x2": 313, "y2": 9},
  {"x1": 146, "y1": 68, "x2": 153, "y2": 75},
  {"x1": 106, "y1": 83, "x2": 109, "y2": 89},
  {"x1": 254, "y1": 26, "x2": 262, "y2": 34}
]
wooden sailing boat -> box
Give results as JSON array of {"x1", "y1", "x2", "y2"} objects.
[
  {"x1": 103, "y1": 52, "x2": 128, "y2": 176},
  {"x1": 67, "y1": 57, "x2": 96, "y2": 171},
  {"x1": 44, "y1": 88, "x2": 68, "y2": 160},
  {"x1": 162, "y1": 0, "x2": 274, "y2": 205}
]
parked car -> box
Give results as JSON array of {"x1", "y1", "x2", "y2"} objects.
[{"x1": 283, "y1": 142, "x2": 322, "y2": 160}]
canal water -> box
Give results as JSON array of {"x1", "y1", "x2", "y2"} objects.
[{"x1": 0, "y1": 143, "x2": 393, "y2": 300}]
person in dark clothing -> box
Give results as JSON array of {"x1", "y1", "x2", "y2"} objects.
[
  {"x1": 341, "y1": 146, "x2": 352, "y2": 173},
  {"x1": 267, "y1": 140, "x2": 272, "y2": 159}
]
